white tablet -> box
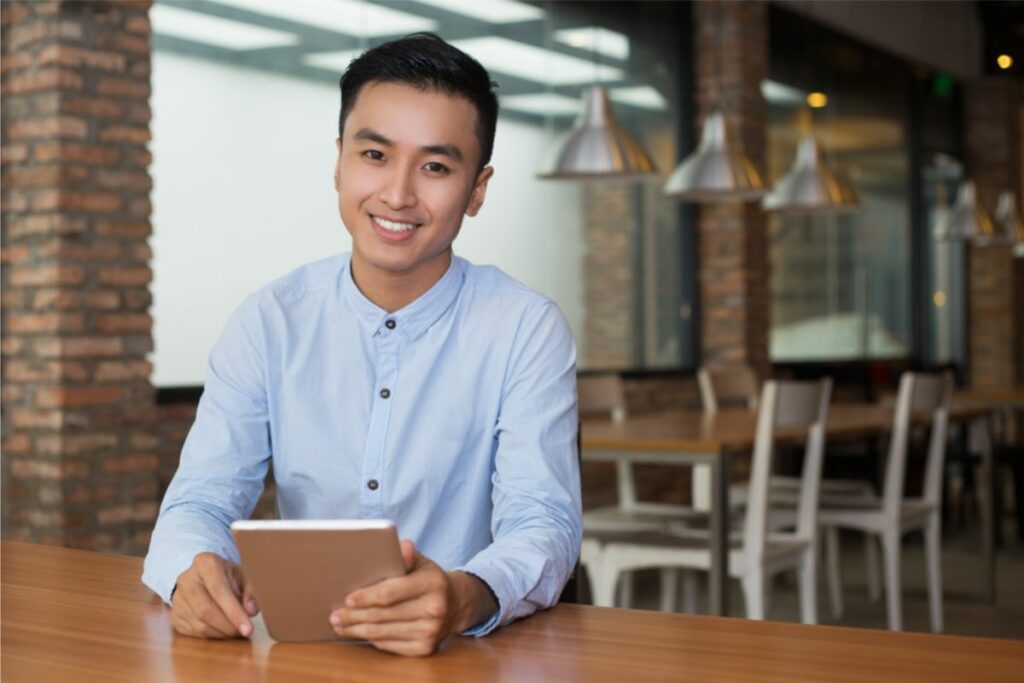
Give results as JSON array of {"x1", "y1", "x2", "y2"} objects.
[{"x1": 230, "y1": 519, "x2": 405, "y2": 642}]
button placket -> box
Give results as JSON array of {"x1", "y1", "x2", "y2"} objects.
[{"x1": 359, "y1": 328, "x2": 400, "y2": 518}]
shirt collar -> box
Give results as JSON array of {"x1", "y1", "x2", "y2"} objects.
[{"x1": 340, "y1": 253, "x2": 464, "y2": 341}]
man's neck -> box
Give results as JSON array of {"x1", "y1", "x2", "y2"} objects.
[{"x1": 350, "y1": 251, "x2": 452, "y2": 313}]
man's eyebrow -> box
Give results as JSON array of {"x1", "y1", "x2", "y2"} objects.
[
  {"x1": 421, "y1": 143, "x2": 464, "y2": 163},
  {"x1": 352, "y1": 127, "x2": 392, "y2": 146}
]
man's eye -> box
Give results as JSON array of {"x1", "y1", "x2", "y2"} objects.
[
  {"x1": 424, "y1": 162, "x2": 449, "y2": 174},
  {"x1": 363, "y1": 150, "x2": 385, "y2": 161}
]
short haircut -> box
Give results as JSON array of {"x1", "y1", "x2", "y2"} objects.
[{"x1": 338, "y1": 33, "x2": 499, "y2": 171}]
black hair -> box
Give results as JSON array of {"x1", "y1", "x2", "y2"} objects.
[{"x1": 338, "y1": 33, "x2": 499, "y2": 171}]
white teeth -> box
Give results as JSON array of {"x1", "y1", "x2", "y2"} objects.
[{"x1": 373, "y1": 215, "x2": 417, "y2": 232}]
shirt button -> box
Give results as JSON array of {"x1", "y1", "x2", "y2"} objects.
[
  {"x1": 367, "y1": 479, "x2": 379, "y2": 491},
  {"x1": 379, "y1": 388, "x2": 391, "y2": 399},
  {"x1": 385, "y1": 319, "x2": 396, "y2": 329}
]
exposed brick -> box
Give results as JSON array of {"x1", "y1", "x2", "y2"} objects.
[
  {"x1": 129, "y1": 242, "x2": 152, "y2": 263},
  {"x1": 5, "y1": 312, "x2": 84, "y2": 334},
  {"x1": 95, "y1": 76, "x2": 149, "y2": 98},
  {"x1": 8, "y1": 458, "x2": 62, "y2": 479},
  {"x1": 58, "y1": 190, "x2": 123, "y2": 213},
  {"x1": 3, "y1": 433, "x2": 31, "y2": 454},
  {"x1": 33, "y1": 336, "x2": 124, "y2": 358},
  {"x1": 122, "y1": 289, "x2": 152, "y2": 311},
  {"x1": 10, "y1": 408, "x2": 64, "y2": 430},
  {"x1": 124, "y1": 14, "x2": 150, "y2": 34},
  {"x1": 96, "y1": 219, "x2": 150, "y2": 238},
  {"x1": 35, "y1": 385, "x2": 124, "y2": 408},
  {"x1": 1, "y1": 243, "x2": 30, "y2": 264},
  {"x1": 5, "y1": 360, "x2": 89, "y2": 383},
  {"x1": 5, "y1": 115, "x2": 88, "y2": 141},
  {"x1": 98, "y1": 266, "x2": 151, "y2": 287},
  {"x1": 101, "y1": 453, "x2": 157, "y2": 474},
  {"x1": 95, "y1": 313, "x2": 151, "y2": 334},
  {"x1": 0, "y1": 68, "x2": 83, "y2": 95},
  {"x1": 59, "y1": 95, "x2": 124, "y2": 119},
  {"x1": 95, "y1": 168, "x2": 151, "y2": 190},
  {"x1": 9, "y1": 264, "x2": 86, "y2": 287},
  {"x1": 1, "y1": 143, "x2": 29, "y2": 165},
  {"x1": 1, "y1": 336, "x2": 27, "y2": 355},
  {"x1": 1, "y1": 290, "x2": 28, "y2": 308},
  {"x1": 35, "y1": 239, "x2": 122, "y2": 261},
  {"x1": 34, "y1": 141, "x2": 120, "y2": 165},
  {"x1": 36, "y1": 432, "x2": 118, "y2": 457},
  {"x1": 7, "y1": 214, "x2": 89, "y2": 239},
  {"x1": 97, "y1": 501, "x2": 157, "y2": 526},
  {"x1": 37, "y1": 44, "x2": 126, "y2": 73}
]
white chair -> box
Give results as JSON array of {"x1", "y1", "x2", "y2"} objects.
[
  {"x1": 586, "y1": 378, "x2": 833, "y2": 624},
  {"x1": 819, "y1": 371, "x2": 953, "y2": 632}
]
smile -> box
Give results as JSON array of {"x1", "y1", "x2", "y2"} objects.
[{"x1": 372, "y1": 214, "x2": 419, "y2": 233}]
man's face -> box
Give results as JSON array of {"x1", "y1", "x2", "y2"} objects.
[{"x1": 334, "y1": 81, "x2": 493, "y2": 286}]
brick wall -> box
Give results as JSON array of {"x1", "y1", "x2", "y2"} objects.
[
  {"x1": 964, "y1": 77, "x2": 1023, "y2": 388},
  {"x1": 694, "y1": 1, "x2": 770, "y2": 375},
  {"x1": 1, "y1": 0, "x2": 157, "y2": 554}
]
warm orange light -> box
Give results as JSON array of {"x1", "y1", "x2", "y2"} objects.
[
  {"x1": 806, "y1": 92, "x2": 828, "y2": 108},
  {"x1": 933, "y1": 291, "x2": 947, "y2": 308},
  {"x1": 997, "y1": 54, "x2": 1013, "y2": 70}
]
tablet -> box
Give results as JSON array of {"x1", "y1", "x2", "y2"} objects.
[{"x1": 230, "y1": 519, "x2": 405, "y2": 642}]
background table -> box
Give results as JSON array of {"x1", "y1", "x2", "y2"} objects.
[
  {"x1": 582, "y1": 399, "x2": 999, "y2": 615},
  {"x1": 3, "y1": 542, "x2": 1023, "y2": 682}
]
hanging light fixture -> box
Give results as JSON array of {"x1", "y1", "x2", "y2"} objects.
[
  {"x1": 537, "y1": 84, "x2": 658, "y2": 180},
  {"x1": 933, "y1": 180, "x2": 994, "y2": 242},
  {"x1": 662, "y1": 2, "x2": 765, "y2": 202},
  {"x1": 662, "y1": 110, "x2": 765, "y2": 201},
  {"x1": 992, "y1": 190, "x2": 1024, "y2": 256},
  {"x1": 762, "y1": 136, "x2": 858, "y2": 214}
]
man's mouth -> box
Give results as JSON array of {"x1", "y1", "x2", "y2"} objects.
[{"x1": 371, "y1": 214, "x2": 420, "y2": 233}]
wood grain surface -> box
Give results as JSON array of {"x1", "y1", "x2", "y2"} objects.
[{"x1": 3, "y1": 541, "x2": 1022, "y2": 682}]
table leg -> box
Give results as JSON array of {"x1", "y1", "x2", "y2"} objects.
[
  {"x1": 969, "y1": 416, "x2": 996, "y2": 603},
  {"x1": 708, "y1": 453, "x2": 731, "y2": 616}
]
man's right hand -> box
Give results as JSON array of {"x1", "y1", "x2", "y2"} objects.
[{"x1": 170, "y1": 552, "x2": 259, "y2": 639}]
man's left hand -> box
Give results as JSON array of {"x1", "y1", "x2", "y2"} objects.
[{"x1": 330, "y1": 540, "x2": 497, "y2": 657}]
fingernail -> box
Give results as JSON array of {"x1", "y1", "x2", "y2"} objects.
[
  {"x1": 345, "y1": 597, "x2": 356, "y2": 608},
  {"x1": 330, "y1": 614, "x2": 341, "y2": 626},
  {"x1": 246, "y1": 600, "x2": 257, "y2": 613},
  {"x1": 239, "y1": 623, "x2": 252, "y2": 637}
]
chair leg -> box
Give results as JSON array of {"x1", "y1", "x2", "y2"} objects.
[
  {"x1": 741, "y1": 571, "x2": 766, "y2": 620},
  {"x1": 681, "y1": 571, "x2": 699, "y2": 613},
  {"x1": 925, "y1": 513, "x2": 944, "y2": 633},
  {"x1": 798, "y1": 546, "x2": 818, "y2": 625},
  {"x1": 659, "y1": 569, "x2": 678, "y2": 612},
  {"x1": 881, "y1": 530, "x2": 903, "y2": 631},
  {"x1": 826, "y1": 526, "x2": 844, "y2": 618},
  {"x1": 618, "y1": 571, "x2": 635, "y2": 607},
  {"x1": 590, "y1": 557, "x2": 619, "y2": 608},
  {"x1": 865, "y1": 535, "x2": 881, "y2": 602}
]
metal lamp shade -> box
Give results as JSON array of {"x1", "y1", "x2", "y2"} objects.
[
  {"x1": 933, "y1": 181, "x2": 994, "y2": 242},
  {"x1": 537, "y1": 85, "x2": 657, "y2": 181},
  {"x1": 662, "y1": 111, "x2": 765, "y2": 202},
  {"x1": 989, "y1": 191, "x2": 1024, "y2": 253},
  {"x1": 762, "y1": 136, "x2": 859, "y2": 214}
]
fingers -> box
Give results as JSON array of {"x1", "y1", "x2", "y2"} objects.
[
  {"x1": 400, "y1": 539, "x2": 417, "y2": 572},
  {"x1": 345, "y1": 565, "x2": 446, "y2": 610},
  {"x1": 333, "y1": 592, "x2": 447, "y2": 628},
  {"x1": 234, "y1": 564, "x2": 260, "y2": 617},
  {"x1": 197, "y1": 557, "x2": 254, "y2": 637},
  {"x1": 339, "y1": 619, "x2": 443, "y2": 649},
  {"x1": 176, "y1": 586, "x2": 238, "y2": 639}
]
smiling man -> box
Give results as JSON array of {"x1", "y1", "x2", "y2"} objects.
[{"x1": 142, "y1": 34, "x2": 582, "y2": 656}]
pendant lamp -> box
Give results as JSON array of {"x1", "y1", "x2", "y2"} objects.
[
  {"x1": 536, "y1": 85, "x2": 657, "y2": 180},
  {"x1": 933, "y1": 181, "x2": 994, "y2": 242},
  {"x1": 993, "y1": 190, "x2": 1024, "y2": 256},
  {"x1": 662, "y1": 110, "x2": 765, "y2": 201},
  {"x1": 762, "y1": 136, "x2": 859, "y2": 214}
]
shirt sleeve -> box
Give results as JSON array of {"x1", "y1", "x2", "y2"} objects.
[
  {"x1": 457, "y1": 300, "x2": 582, "y2": 636},
  {"x1": 141, "y1": 295, "x2": 273, "y2": 603}
]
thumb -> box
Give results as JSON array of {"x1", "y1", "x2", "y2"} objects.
[
  {"x1": 400, "y1": 539, "x2": 417, "y2": 572},
  {"x1": 233, "y1": 563, "x2": 260, "y2": 616}
]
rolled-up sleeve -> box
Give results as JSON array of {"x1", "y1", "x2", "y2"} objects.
[
  {"x1": 142, "y1": 295, "x2": 272, "y2": 603},
  {"x1": 458, "y1": 301, "x2": 581, "y2": 635}
]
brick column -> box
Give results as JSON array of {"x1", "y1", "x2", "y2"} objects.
[
  {"x1": 963, "y1": 77, "x2": 1022, "y2": 388},
  {"x1": 694, "y1": 1, "x2": 770, "y2": 374},
  {"x1": 1, "y1": 0, "x2": 157, "y2": 553}
]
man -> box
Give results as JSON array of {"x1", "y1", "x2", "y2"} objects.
[{"x1": 142, "y1": 33, "x2": 581, "y2": 657}]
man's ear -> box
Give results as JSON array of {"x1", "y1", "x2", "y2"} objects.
[
  {"x1": 465, "y1": 166, "x2": 494, "y2": 217},
  {"x1": 333, "y1": 137, "x2": 342, "y2": 192}
]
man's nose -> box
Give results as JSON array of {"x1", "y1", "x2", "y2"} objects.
[{"x1": 378, "y1": 166, "x2": 417, "y2": 210}]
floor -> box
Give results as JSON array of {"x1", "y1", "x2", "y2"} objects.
[{"x1": 582, "y1": 520, "x2": 1024, "y2": 640}]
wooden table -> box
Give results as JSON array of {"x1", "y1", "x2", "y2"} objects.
[
  {"x1": 582, "y1": 400, "x2": 999, "y2": 616},
  {"x1": 3, "y1": 542, "x2": 1022, "y2": 682}
]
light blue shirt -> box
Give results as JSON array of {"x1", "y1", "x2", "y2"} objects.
[{"x1": 142, "y1": 253, "x2": 581, "y2": 635}]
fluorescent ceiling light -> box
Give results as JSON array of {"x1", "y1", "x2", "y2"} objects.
[
  {"x1": 761, "y1": 79, "x2": 806, "y2": 105},
  {"x1": 501, "y1": 93, "x2": 580, "y2": 117},
  {"x1": 451, "y1": 37, "x2": 623, "y2": 85},
  {"x1": 610, "y1": 86, "x2": 666, "y2": 111},
  {"x1": 151, "y1": 4, "x2": 299, "y2": 50},
  {"x1": 204, "y1": 0, "x2": 436, "y2": 37},
  {"x1": 555, "y1": 27, "x2": 629, "y2": 61},
  {"x1": 412, "y1": 0, "x2": 544, "y2": 24},
  {"x1": 303, "y1": 49, "x2": 363, "y2": 72}
]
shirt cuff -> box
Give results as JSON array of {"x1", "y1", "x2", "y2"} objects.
[{"x1": 459, "y1": 571, "x2": 501, "y2": 637}]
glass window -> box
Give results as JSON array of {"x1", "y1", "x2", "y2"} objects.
[{"x1": 149, "y1": 0, "x2": 690, "y2": 385}]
